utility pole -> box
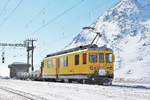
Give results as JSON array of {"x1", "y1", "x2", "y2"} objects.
[
  {"x1": 25, "y1": 39, "x2": 36, "y2": 71},
  {"x1": 27, "y1": 42, "x2": 30, "y2": 70},
  {"x1": 0, "y1": 39, "x2": 37, "y2": 72}
]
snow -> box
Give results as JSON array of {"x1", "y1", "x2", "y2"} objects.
[
  {"x1": 66, "y1": 0, "x2": 150, "y2": 82},
  {"x1": 0, "y1": 64, "x2": 9, "y2": 77},
  {"x1": 114, "y1": 33, "x2": 150, "y2": 82},
  {"x1": 0, "y1": 89, "x2": 28, "y2": 100},
  {"x1": 0, "y1": 79, "x2": 149, "y2": 100}
]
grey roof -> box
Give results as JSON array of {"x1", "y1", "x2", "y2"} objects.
[
  {"x1": 46, "y1": 44, "x2": 112, "y2": 57},
  {"x1": 12, "y1": 62, "x2": 27, "y2": 64},
  {"x1": 46, "y1": 44, "x2": 97, "y2": 57},
  {"x1": 8, "y1": 62, "x2": 31, "y2": 68}
]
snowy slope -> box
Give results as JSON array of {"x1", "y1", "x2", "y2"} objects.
[{"x1": 67, "y1": 0, "x2": 150, "y2": 82}]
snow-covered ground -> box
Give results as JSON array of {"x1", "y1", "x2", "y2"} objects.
[
  {"x1": 0, "y1": 79, "x2": 150, "y2": 100},
  {"x1": 0, "y1": 89, "x2": 28, "y2": 100}
]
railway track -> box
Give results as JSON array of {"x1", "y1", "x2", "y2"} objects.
[
  {"x1": 111, "y1": 84, "x2": 150, "y2": 89},
  {"x1": 0, "y1": 86, "x2": 48, "y2": 100}
]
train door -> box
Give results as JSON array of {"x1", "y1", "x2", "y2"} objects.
[
  {"x1": 56, "y1": 58, "x2": 60, "y2": 79},
  {"x1": 40, "y1": 61, "x2": 44, "y2": 77}
]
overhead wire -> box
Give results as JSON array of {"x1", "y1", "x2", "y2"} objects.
[
  {"x1": 0, "y1": 0, "x2": 24, "y2": 27},
  {"x1": 0, "y1": 0, "x2": 10, "y2": 17},
  {"x1": 38, "y1": 0, "x2": 107, "y2": 51},
  {"x1": 39, "y1": 0, "x2": 102, "y2": 48},
  {"x1": 30, "y1": 0, "x2": 85, "y2": 36},
  {"x1": 25, "y1": 1, "x2": 52, "y2": 28},
  {"x1": 33, "y1": 0, "x2": 85, "y2": 54},
  {"x1": 25, "y1": 8, "x2": 46, "y2": 28}
]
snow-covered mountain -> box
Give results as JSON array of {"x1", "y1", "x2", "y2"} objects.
[{"x1": 67, "y1": 0, "x2": 150, "y2": 82}]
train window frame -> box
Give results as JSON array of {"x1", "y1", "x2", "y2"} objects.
[
  {"x1": 82, "y1": 53, "x2": 87, "y2": 64},
  {"x1": 52, "y1": 58, "x2": 56, "y2": 67},
  {"x1": 89, "y1": 53, "x2": 97, "y2": 63},
  {"x1": 106, "y1": 53, "x2": 113, "y2": 63},
  {"x1": 99, "y1": 53, "x2": 104, "y2": 63},
  {"x1": 59, "y1": 57, "x2": 63, "y2": 67},
  {"x1": 64, "y1": 56, "x2": 68, "y2": 67},
  {"x1": 47, "y1": 58, "x2": 52, "y2": 67},
  {"x1": 75, "y1": 54, "x2": 80, "y2": 65}
]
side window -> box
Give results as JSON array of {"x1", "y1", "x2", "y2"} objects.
[
  {"x1": 52, "y1": 58, "x2": 56, "y2": 67},
  {"x1": 59, "y1": 57, "x2": 63, "y2": 67},
  {"x1": 89, "y1": 53, "x2": 97, "y2": 63},
  {"x1": 106, "y1": 53, "x2": 113, "y2": 63},
  {"x1": 47, "y1": 58, "x2": 52, "y2": 67},
  {"x1": 82, "y1": 53, "x2": 87, "y2": 64},
  {"x1": 64, "y1": 56, "x2": 68, "y2": 66},
  {"x1": 99, "y1": 53, "x2": 104, "y2": 63},
  {"x1": 75, "y1": 55, "x2": 79, "y2": 65}
]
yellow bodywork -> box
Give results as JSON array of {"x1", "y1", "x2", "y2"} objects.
[{"x1": 42, "y1": 49, "x2": 114, "y2": 79}]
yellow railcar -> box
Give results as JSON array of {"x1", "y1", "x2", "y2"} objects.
[{"x1": 42, "y1": 44, "x2": 115, "y2": 84}]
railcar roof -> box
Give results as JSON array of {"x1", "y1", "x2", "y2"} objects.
[{"x1": 46, "y1": 44, "x2": 112, "y2": 57}]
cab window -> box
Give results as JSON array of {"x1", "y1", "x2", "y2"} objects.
[
  {"x1": 99, "y1": 53, "x2": 104, "y2": 63},
  {"x1": 89, "y1": 53, "x2": 97, "y2": 63},
  {"x1": 75, "y1": 55, "x2": 79, "y2": 65},
  {"x1": 82, "y1": 53, "x2": 87, "y2": 64},
  {"x1": 106, "y1": 53, "x2": 113, "y2": 63}
]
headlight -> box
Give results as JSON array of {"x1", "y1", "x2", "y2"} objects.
[{"x1": 98, "y1": 69, "x2": 106, "y2": 76}]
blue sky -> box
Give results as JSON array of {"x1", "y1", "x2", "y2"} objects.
[{"x1": 1, "y1": 0, "x2": 149, "y2": 74}]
